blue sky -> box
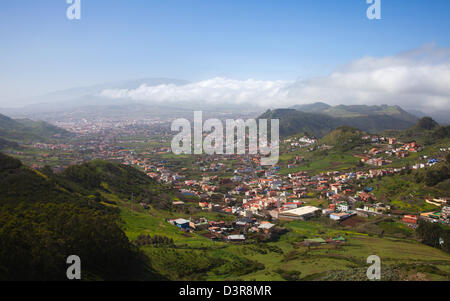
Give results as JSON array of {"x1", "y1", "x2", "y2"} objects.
[{"x1": 1, "y1": 0, "x2": 450, "y2": 104}]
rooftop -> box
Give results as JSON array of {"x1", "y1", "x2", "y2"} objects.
[{"x1": 281, "y1": 206, "x2": 321, "y2": 217}]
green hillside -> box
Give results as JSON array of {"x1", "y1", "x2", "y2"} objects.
[
  {"x1": 1, "y1": 152, "x2": 450, "y2": 281},
  {"x1": 15, "y1": 118, "x2": 69, "y2": 138},
  {"x1": 320, "y1": 126, "x2": 365, "y2": 151},
  {"x1": 279, "y1": 118, "x2": 450, "y2": 212},
  {"x1": 367, "y1": 165, "x2": 450, "y2": 212},
  {"x1": 0, "y1": 137, "x2": 19, "y2": 150},
  {"x1": 260, "y1": 109, "x2": 340, "y2": 137},
  {"x1": 0, "y1": 152, "x2": 164, "y2": 281},
  {"x1": 260, "y1": 107, "x2": 416, "y2": 137},
  {"x1": 0, "y1": 113, "x2": 69, "y2": 142},
  {"x1": 383, "y1": 118, "x2": 449, "y2": 145},
  {"x1": 119, "y1": 205, "x2": 450, "y2": 281}
]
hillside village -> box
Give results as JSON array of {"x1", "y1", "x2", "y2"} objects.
[
  {"x1": 2, "y1": 0, "x2": 450, "y2": 283},
  {"x1": 1, "y1": 111, "x2": 450, "y2": 281},
  {"x1": 117, "y1": 132, "x2": 450, "y2": 243},
  {"x1": 5, "y1": 116, "x2": 449, "y2": 247}
]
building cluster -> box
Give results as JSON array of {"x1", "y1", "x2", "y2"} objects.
[
  {"x1": 400, "y1": 202, "x2": 450, "y2": 226},
  {"x1": 21, "y1": 119, "x2": 449, "y2": 242},
  {"x1": 357, "y1": 137, "x2": 425, "y2": 167},
  {"x1": 283, "y1": 136, "x2": 318, "y2": 152},
  {"x1": 167, "y1": 217, "x2": 278, "y2": 242},
  {"x1": 155, "y1": 134, "x2": 450, "y2": 240}
]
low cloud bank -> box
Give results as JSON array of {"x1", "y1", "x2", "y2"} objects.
[{"x1": 100, "y1": 44, "x2": 450, "y2": 113}]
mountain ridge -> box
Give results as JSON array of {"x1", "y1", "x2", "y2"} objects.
[
  {"x1": 290, "y1": 102, "x2": 418, "y2": 123},
  {"x1": 260, "y1": 103, "x2": 418, "y2": 137}
]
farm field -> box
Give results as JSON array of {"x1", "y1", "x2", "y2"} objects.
[{"x1": 118, "y1": 202, "x2": 450, "y2": 281}]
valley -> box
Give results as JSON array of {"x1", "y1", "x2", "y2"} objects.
[{"x1": 1, "y1": 104, "x2": 449, "y2": 281}]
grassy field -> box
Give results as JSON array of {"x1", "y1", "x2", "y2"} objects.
[
  {"x1": 225, "y1": 230, "x2": 450, "y2": 281},
  {"x1": 279, "y1": 151, "x2": 359, "y2": 175},
  {"x1": 119, "y1": 204, "x2": 226, "y2": 247},
  {"x1": 116, "y1": 200, "x2": 450, "y2": 281},
  {"x1": 367, "y1": 173, "x2": 447, "y2": 212}
]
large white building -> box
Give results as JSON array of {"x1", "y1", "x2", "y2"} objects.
[{"x1": 278, "y1": 206, "x2": 321, "y2": 221}]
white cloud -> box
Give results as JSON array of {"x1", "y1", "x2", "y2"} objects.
[
  {"x1": 100, "y1": 44, "x2": 450, "y2": 113},
  {"x1": 100, "y1": 78, "x2": 293, "y2": 108},
  {"x1": 288, "y1": 44, "x2": 450, "y2": 112}
]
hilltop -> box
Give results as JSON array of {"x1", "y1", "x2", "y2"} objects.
[
  {"x1": 260, "y1": 109, "x2": 340, "y2": 137},
  {"x1": 382, "y1": 117, "x2": 450, "y2": 145},
  {"x1": 260, "y1": 103, "x2": 416, "y2": 137},
  {"x1": 290, "y1": 102, "x2": 332, "y2": 113},
  {"x1": 0, "y1": 113, "x2": 69, "y2": 142},
  {"x1": 291, "y1": 102, "x2": 418, "y2": 123},
  {"x1": 414, "y1": 117, "x2": 440, "y2": 131},
  {"x1": 320, "y1": 126, "x2": 365, "y2": 151},
  {"x1": 61, "y1": 160, "x2": 179, "y2": 210}
]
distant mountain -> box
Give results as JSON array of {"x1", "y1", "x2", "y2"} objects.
[
  {"x1": 0, "y1": 78, "x2": 263, "y2": 120},
  {"x1": 0, "y1": 113, "x2": 69, "y2": 142},
  {"x1": 1, "y1": 102, "x2": 260, "y2": 125},
  {"x1": 406, "y1": 109, "x2": 428, "y2": 119},
  {"x1": 260, "y1": 109, "x2": 340, "y2": 137},
  {"x1": 0, "y1": 78, "x2": 190, "y2": 117},
  {"x1": 291, "y1": 102, "x2": 418, "y2": 123},
  {"x1": 260, "y1": 105, "x2": 417, "y2": 137},
  {"x1": 290, "y1": 102, "x2": 331, "y2": 113}
]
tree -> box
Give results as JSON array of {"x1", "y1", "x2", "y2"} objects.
[
  {"x1": 442, "y1": 230, "x2": 450, "y2": 254},
  {"x1": 416, "y1": 220, "x2": 443, "y2": 249},
  {"x1": 416, "y1": 117, "x2": 439, "y2": 130}
]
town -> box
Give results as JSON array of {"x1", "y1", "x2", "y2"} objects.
[{"x1": 7, "y1": 119, "x2": 449, "y2": 246}]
